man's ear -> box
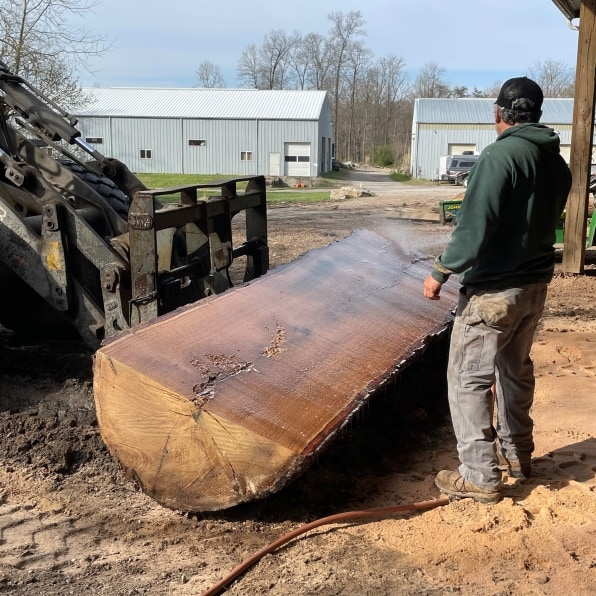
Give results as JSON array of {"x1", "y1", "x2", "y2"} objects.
[{"x1": 494, "y1": 107, "x2": 502, "y2": 124}]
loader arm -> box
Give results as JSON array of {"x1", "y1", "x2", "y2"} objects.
[
  {"x1": 0, "y1": 62, "x2": 269, "y2": 346},
  {"x1": 0, "y1": 61, "x2": 147, "y2": 199}
]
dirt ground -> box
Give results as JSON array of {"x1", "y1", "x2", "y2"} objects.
[{"x1": 1, "y1": 169, "x2": 595, "y2": 595}]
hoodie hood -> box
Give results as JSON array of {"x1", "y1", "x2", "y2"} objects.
[{"x1": 498, "y1": 122, "x2": 561, "y2": 154}]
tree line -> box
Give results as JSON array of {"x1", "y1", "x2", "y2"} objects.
[{"x1": 0, "y1": 2, "x2": 576, "y2": 170}]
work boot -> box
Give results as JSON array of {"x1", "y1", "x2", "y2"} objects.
[
  {"x1": 435, "y1": 470, "x2": 501, "y2": 504},
  {"x1": 496, "y1": 450, "x2": 531, "y2": 479}
]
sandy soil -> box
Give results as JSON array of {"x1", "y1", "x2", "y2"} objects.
[{"x1": 0, "y1": 169, "x2": 595, "y2": 595}]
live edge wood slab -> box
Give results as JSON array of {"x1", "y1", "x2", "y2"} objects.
[{"x1": 93, "y1": 229, "x2": 459, "y2": 511}]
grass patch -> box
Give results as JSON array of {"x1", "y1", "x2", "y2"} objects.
[
  {"x1": 390, "y1": 171, "x2": 436, "y2": 186},
  {"x1": 389, "y1": 171, "x2": 410, "y2": 182},
  {"x1": 135, "y1": 173, "x2": 332, "y2": 204},
  {"x1": 136, "y1": 173, "x2": 250, "y2": 203},
  {"x1": 321, "y1": 170, "x2": 351, "y2": 183},
  {"x1": 267, "y1": 191, "x2": 330, "y2": 204},
  {"x1": 136, "y1": 173, "x2": 246, "y2": 188}
]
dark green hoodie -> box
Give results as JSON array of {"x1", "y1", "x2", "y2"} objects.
[{"x1": 432, "y1": 123, "x2": 571, "y2": 288}]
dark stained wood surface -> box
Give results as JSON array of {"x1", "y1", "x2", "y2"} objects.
[{"x1": 94, "y1": 229, "x2": 459, "y2": 511}]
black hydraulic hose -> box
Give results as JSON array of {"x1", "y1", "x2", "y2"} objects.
[{"x1": 200, "y1": 496, "x2": 450, "y2": 596}]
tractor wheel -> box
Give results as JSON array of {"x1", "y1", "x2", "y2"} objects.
[{"x1": 58, "y1": 160, "x2": 130, "y2": 217}]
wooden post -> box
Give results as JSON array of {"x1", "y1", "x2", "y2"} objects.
[{"x1": 563, "y1": 0, "x2": 596, "y2": 274}]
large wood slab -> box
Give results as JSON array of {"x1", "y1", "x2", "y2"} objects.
[{"x1": 93, "y1": 229, "x2": 459, "y2": 511}]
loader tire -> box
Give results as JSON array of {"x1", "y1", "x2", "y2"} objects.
[{"x1": 59, "y1": 160, "x2": 130, "y2": 217}]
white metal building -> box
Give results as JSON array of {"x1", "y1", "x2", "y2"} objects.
[
  {"x1": 411, "y1": 98, "x2": 576, "y2": 180},
  {"x1": 75, "y1": 88, "x2": 334, "y2": 178}
]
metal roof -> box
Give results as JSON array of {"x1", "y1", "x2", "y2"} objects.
[
  {"x1": 414, "y1": 98, "x2": 574, "y2": 125},
  {"x1": 77, "y1": 88, "x2": 328, "y2": 120}
]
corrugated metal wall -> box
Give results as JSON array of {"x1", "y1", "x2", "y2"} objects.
[
  {"x1": 317, "y1": 94, "x2": 333, "y2": 175},
  {"x1": 414, "y1": 124, "x2": 494, "y2": 180},
  {"x1": 108, "y1": 118, "x2": 181, "y2": 174},
  {"x1": 78, "y1": 117, "x2": 113, "y2": 156},
  {"x1": 413, "y1": 123, "x2": 574, "y2": 180},
  {"x1": 182, "y1": 119, "x2": 257, "y2": 176},
  {"x1": 258, "y1": 120, "x2": 319, "y2": 177},
  {"x1": 75, "y1": 92, "x2": 334, "y2": 177},
  {"x1": 411, "y1": 100, "x2": 577, "y2": 181},
  {"x1": 76, "y1": 116, "x2": 332, "y2": 176}
]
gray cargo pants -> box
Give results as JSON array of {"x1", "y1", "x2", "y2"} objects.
[{"x1": 447, "y1": 283, "x2": 548, "y2": 489}]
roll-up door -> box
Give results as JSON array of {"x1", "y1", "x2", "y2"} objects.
[
  {"x1": 448, "y1": 144, "x2": 477, "y2": 156},
  {"x1": 284, "y1": 142, "x2": 311, "y2": 176}
]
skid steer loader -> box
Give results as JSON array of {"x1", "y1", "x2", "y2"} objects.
[
  {"x1": 0, "y1": 61, "x2": 268, "y2": 347},
  {"x1": 1, "y1": 63, "x2": 459, "y2": 511}
]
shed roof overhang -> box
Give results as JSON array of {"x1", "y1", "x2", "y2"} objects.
[{"x1": 551, "y1": 0, "x2": 581, "y2": 20}]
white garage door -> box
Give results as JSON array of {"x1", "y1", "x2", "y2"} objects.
[
  {"x1": 448, "y1": 143, "x2": 477, "y2": 156},
  {"x1": 284, "y1": 142, "x2": 311, "y2": 176}
]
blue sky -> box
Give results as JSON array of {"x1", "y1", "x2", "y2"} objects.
[{"x1": 77, "y1": 0, "x2": 579, "y2": 91}]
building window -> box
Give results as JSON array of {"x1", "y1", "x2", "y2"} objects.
[
  {"x1": 189, "y1": 139, "x2": 206, "y2": 146},
  {"x1": 241, "y1": 151, "x2": 253, "y2": 161},
  {"x1": 85, "y1": 137, "x2": 103, "y2": 144},
  {"x1": 140, "y1": 149, "x2": 152, "y2": 159},
  {"x1": 284, "y1": 155, "x2": 310, "y2": 163}
]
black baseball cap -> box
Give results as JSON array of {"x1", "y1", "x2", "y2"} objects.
[{"x1": 495, "y1": 77, "x2": 543, "y2": 112}]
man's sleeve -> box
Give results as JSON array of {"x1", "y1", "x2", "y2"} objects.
[{"x1": 431, "y1": 151, "x2": 509, "y2": 281}]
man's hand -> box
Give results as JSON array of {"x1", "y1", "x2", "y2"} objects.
[{"x1": 423, "y1": 274, "x2": 443, "y2": 300}]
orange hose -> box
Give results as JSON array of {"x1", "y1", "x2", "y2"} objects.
[{"x1": 200, "y1": 496, "x2": 450, "y2": 596}]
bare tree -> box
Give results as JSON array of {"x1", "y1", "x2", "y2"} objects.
[
  {"x1": 288, "y1": 33, "x2": 331, "y2": 89},
  {"x1": 526, "y1": 59, "x2": 575, "y2": 97},
  {"x1": 327, "y1": 10, "x2": 366, "y2": 134},
  {"x1": 377, "y1": 55, "x2": 409, "y2": 107},
  {"x1": 234, "y1": 22, "x2": 580, "y2": 170},
  {"x1": 413, "y1": 62, "x2": 450, "y2": 98},
  {"x1": 451, "y1": 85, "x2": 469, "y2": 98},
  {"x1": 293, "y1": 32, "x2": 333, "y2": 90},
  {"x1": 350, "y1": 53, "x2": 410, "y2": 166},
  {"x1": 257, "y1": 29, "x2": 300, "y2": 89},
  {"x1": 471, "y1": 86, "x2": 496, "y2": 98},
  {"x1": 237, "y1": 44, "x2": 260, "y2": 89},
  {"x1": 375, "y1": 54, "x2": 411, "y2": 165},
  {"x1": 195, "y1": 60, "x2": 225, "y2": 88},
  {"x1": 237, "y1": 31, "x2": 299, "y2": 90},
  {"x1": 342, "y1": 41, "x2": 372, "y2": 161},
  {"x1": 286, "y1": 33, "x2": 310, "y2": 89},
  {"x1": 0, "y1": 0, "x2": 111, "y2": 101}
]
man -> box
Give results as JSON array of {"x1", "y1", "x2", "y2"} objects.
[{"x1": 423, "y1": 77, "x2": 571, "y2": 504}]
